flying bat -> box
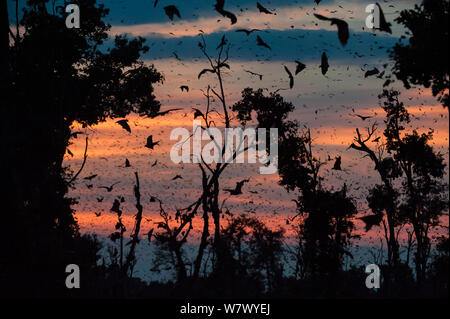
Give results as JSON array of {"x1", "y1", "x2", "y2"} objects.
[
  {"x1": 332, "y1": 156, "x2": 342, "y2": 170},
  {"x1": 256, "y1": 2, "x2": 273, "y2": 14},
  {"x1": 116, "y1": 119, "x2": 131, "y2": 133},
  {"x1": 83, "y1": 174, "x2": 97, "y2": 181},
  {"x1": 353, "y1": 113, "x2": 373, "y2": 121},
  {"x1": 224, "y1": 179, "x2": 250, "y2": 195},
  {"x1": 149, "y1": 108, "x2": 181, "y2": 118},
  {"x1": 145, "y1": 135, "x2": 159, "y2": 149},
  {"x1": 98, "y1": 182, "x2": 120, "y2": 192},
  {"x1": 320, "y1": 52, "x2": 329, "y2": 75},
  {"x1": 314, "y1": 13, "x2": 349, "y2": 46},
  {"x1": 164, "y1": 5, "x2": 181, "y2": 20},
  {"x1": 284, "y1": 65, "x2": 294, "y2": 89},
  {"x1": 358, "y1": 214, "x2": 383, "y2": 231},
  {"x1": 256, "y1": 35, "x2": 271, "y2": 50},
  {"x1": 244, "y1": 70, "x2": 263, "y2": 80},
  {"x1": 236, "y1": 29, "x2": 260, "y2": 36},
  {"x1": 295, "y1": 60, "x2": 306, "y2": 75},
  {"x1": 364, "y1": 67, "x2": 380, "y2": 78},
  {"x1": 198, "y1": 68, "x2": 216, "y2": 79},
  {"x1": 214, "y1": 0, "x2": 237, "y2": 25},
  {"x1": 375, "y1": 3, "x2": 392, "y2": 34}
]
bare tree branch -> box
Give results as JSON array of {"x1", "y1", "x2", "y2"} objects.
[{"x1": 66, "y1": 136, "x2": 88, "y2": 185}]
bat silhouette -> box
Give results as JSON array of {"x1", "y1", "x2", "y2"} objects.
[
  {"x1": 332, "y1": 156, "x2": 342, "y2": 170},
  {"x1": 96, "y1": 196, "x2": 104, "y2": 202},
  {"x1": 295, "y1": 60, "x2": 306, "y2": 75},
  {"x1": 145, "y1": 135, "x2": 159, "y2": 149},
  {"x1": 192, "y1": 108, "x2": 205, "y2": 120},
  {"x1": 236, "y1": 28, "x2": 260, "y2": 36},
  {"x1": 314, "y1": 13, "x2": 349, "y2": 46},
  {"x1": 358, "y1": 213, "x2": 383, "y2": 231},
  {"x1": 99, "y1": 182, "x2": 120, "y2": 192},
  {"x1": 149, "y1": 108, "x2": 181, "y2": 118},
  {"x1": 256, "y1": 35, "x2": 271, "y2": 50},
  {"x1": 375, "y1": 3, "x2": 392, "y2": 34},
  {"x1": 353, "y1": 114, "x2": 373, "y2": 121},
  {"x1": 214, "y1": 0, "x2": 237, "y2": 25},
  {"x1": 198, "y1": 68, "x2": 216, "y2": 79},
  {"x1": 95, "y1": 212, "x2": 102, "y2": 217},
  {"x1": 173, "y1": 52, "x2": 181, "y2": 60},
  {"x1": 164, "y1": 5, "x2": 181, "y2": 20},
  {"x1": 83, "y1": 174, "x2": 97, "y2": 181},
  {"x1": 172, "y1": 174, "x2": 183, "y2": 180},
  {"x1": 244, "y1": 70, "x2": 263, "y2": 80},
  {"x1": 224, "y1": 179, "x2": 250, "y2": 195},
  {"x1": 180, "y1": 85, "x2": 189, "y2": 92},
  {"x1": 125, "y1": 158, "x2": 131, "y2": 167},
  {"x1": 257, "y1": 2, "x2": 272, "y2": 14},
  {"x1": 364, "y1": 67, "x2": 379, "y2": 78},
  {"x1": 116, "y1": 119, "x2": 131, "y2": 133},
  {"x1": 320, "y1": 52, "x2": 329, "y2": 75},
  {"x1": 284, "y1": 65, "x2": 294, "y2": 89},
  {"x1": 110, "y1": 199, "x2": 122, "y2": 215}
]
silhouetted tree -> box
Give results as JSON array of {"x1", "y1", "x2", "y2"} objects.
[
  {"x1": 221, "y1": 215, "x2": 285, "y2": 294},
  {"x1": 1, "y1": 0, "x2": 162, "y2": 296},
  {"x1": 390, "y1": 0, "x2": 449, "y2": 108},
  {"x1": 232, "y1": 89, "x2": 358, "y2": 283},
  {"x1": 430, "y1": 234, "x2": 449, "y2": 296},
  {"x1": 350, "y1": 124, "x2": 402, "y2": 267},
  {"x1": 123, "y1": 172, "x2": 144, "y2": 278},
  {"x1": 352, "y1": 89, "x2": 447, "y2": 287},
  {"x1": 379, "y1": 89, "x2": 447, "y2": 283},
  {"x1": 109, "y1": 197, "x2": 126, "y2": 269},
  {"x1": 152, "y1": 36, "x2": 280, "y2": 283}
]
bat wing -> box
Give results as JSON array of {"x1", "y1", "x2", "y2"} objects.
[
  {"x1": 295, "y1": 61, "x2": 306, "y2": 75},
  {"x1": 313, "y1": 13, "x2": 331, "y2": 21},
  {"x1": 116, "y1": 120, "x2": 131, "y2": 133},
  {"x1": 221, "y1": 10, "x2": 237, "y2": 24},
  {"x1": 337, "y1": 21, "x2": 349, "y2": 46},
  {"x1": 284, "y1": 66, "x2": 294, "y2": 89},
  {"x1": 198, "y1": 68, "x2": 215, "y2": 79},
  {"x1": 257, "y1": 3, "x2": 272, "y2": 14}
]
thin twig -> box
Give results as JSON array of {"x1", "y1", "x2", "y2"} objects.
[{"x1": 66, "y1": 136, "x2": 88, "y2": 185}]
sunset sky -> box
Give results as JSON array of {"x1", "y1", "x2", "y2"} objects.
[{"x1": 9, "y1": 0, "x2": 448, "y2": 255}]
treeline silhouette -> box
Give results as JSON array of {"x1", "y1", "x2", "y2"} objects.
[{"x1": 0, "y1": 0, "x2": 448, "y2": 299}]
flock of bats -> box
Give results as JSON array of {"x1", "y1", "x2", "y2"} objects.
[
  {"x1": 68, "y1": 1, "x2": 444, "y2": 240},
  {"x1": 158, "y1": 0, "x2": 392, "y2": 90}
]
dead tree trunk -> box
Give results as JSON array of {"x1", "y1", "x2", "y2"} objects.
[
  {"x1": 350, "y1": 127, "x2": 400, "y2": 266},
  {"x1": 124, "y1": 172, "x2": 144, "y2": 277},
  {"x1": 193, "y1": 165, "x2": 210, "y2": 278}
]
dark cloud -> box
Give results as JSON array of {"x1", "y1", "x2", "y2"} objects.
[{"x1": 127, "y1": 28, "x2": 401, "y2": 63}]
